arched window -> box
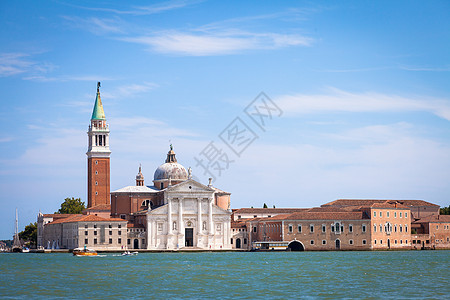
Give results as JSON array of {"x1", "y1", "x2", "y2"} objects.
[{"x1": 173, "y1": 221, "x2": 177, "y2": 230}]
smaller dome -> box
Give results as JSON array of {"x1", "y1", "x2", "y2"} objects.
[{"x1": 154, "y1": 162, "x2": 188, "y2": 181}]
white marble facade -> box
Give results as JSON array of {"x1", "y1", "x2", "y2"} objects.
[{"x1": 146, "y1": 179, "x2": 231, "y2": 250}]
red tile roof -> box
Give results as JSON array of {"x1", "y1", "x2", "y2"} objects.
[
  {"x1": 233, "y1": 208, "x2": 309, "y2": 214},
  {"x1": 84, "y1": 204, "x2": 111, "y2": 211},
  {"x1": 413, "y1": 215, "x2": 450, "y2": 223},
  {"x1": 322, "y1": 199, "x2": 439, "y2": 208},
  {"x1": 256, "y1": 211, "x2": 368, "y2": 221},
  {"x1": 48, "y1": 214, "x2": 125, "y2": 225}
]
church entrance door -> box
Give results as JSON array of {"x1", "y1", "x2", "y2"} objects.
[
  {"x1": 236, "y1": 238, "x2": 241, "y2": 249},
  {"x1": 185, "y1": 228, "x2": 194, "y2": 247},
  {"x1": 134, "y1": 239, "x2": 139, "y2": 249}
]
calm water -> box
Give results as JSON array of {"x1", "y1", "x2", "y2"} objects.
[{"x1": 0, "y1": 251, "x2": 449, "y2": 299}]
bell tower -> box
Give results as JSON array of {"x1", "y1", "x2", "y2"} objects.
[{"x1": 86, "y1": 82, "x2": 111, "y2": 208}]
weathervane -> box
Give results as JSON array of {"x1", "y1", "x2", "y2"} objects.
[{"x1": 97, "y1": 81, "x2": 101, "y2": 92}]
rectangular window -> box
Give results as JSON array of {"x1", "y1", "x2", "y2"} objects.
[
  {"x1": 109, "y1": 224, "x2": 112, "y2": 228},
  {"x1": 331, "y1": 225, "x2": 335, "y2": 232},
  {"x1": 94, "y1": 238, "x2": 97, "y2": 245},
  {"x1": 298, "y1": 225, "x2": 302, "y2": 233},
  {"x1": 373, "y1": 211, "x2": 376, "y2": 217},
  {"x1": 288, "y1": 225, "x2": 293, "y2": 233},
  {"x1": 374, "y1": 239, "x2": 377, "y2": 244},
  {"x1": 244, "y1": 239, "x2": 247, "y2": 244},
  {"x1": 94, "y1": 224, "x2": 97, "y2": 228},
  {"x1": 394, "y1": 212, "x2": 397, "y2": 218},
  {"x1": 118, "y1": 238, "x2": 121, "y2": 244},
  {"x1": 400, "y1": 212, "x2": 402, "y2": 218},
  {"x1": 253, "y1": 227, "x2": 257, "y2": 233},
  {"x1": 310, "y1": 225, "x2": 314, "y2": 233},
  {"x1": 109, "y1": 231, "x2": 112, "y2": 235},
  {"x1": 85, "y1": 224, "x2": 88, "y2": 229},
  {"x1": 94, "y1": 231, "x2": 97, "y2": 235},
  {"x1": 405, "y1": 212, "x2": 408, "y2": 218},
  {"x1": 349, "y1": 225, "x2": 353, "y2": 233},
  {"x1": 362, "y1": 225, "x2": 366, "y2": 233},
  {"x1": 84, "y1": 239, "x2": 88, "y2": 245},
  {"x1": 127, "y1": 239, "x2": 130, "y2": 245},
  {"x1": 380, "y1": 224, "x2": 383, "y2": 232},
  {"x1": 109, "y1": 238, "x2": 112, "y2": 244},
  {"x1": 231, "y1": 238, "x2": 233, "y2": 244},
  {"x1": 387, "y1": 211, "x2": 390, "y2": 218},
  {"x1": 85, "y1": 231, "x2": 88, "y2": 236},
  {"x1": 380, "y1": 212, "x2": 382, "y2": 217},
  {"x1": 400, "y1": 225, "x2": 402, "y2": 232},
  {"x1": 405, "y1": 225, "x2": 408, "y2": 232},
  {"x1": 322, "y1": 225, "x2": 326, "y2": 233},
  {"x1": 373, "y1": 225, "x2": 376, "y2": 232},
  {"x1": 118, "y1": 224, "x2": 122, "y2": 228},
  {"x1": 118, "y1": 231, "x2": 121, "y2": 235}
]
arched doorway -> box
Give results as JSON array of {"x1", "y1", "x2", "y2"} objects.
[
  {"x1": 335, "y1": 239, "x2": 341, "y2": 250},
  {"x1": 134, "y1": 239, "x2": 139, "y2": 249},
  {"x1": 236, "y1": 238, "x2": 241, "y2": 249},
  {"x1": 288, "y1": 241, "x2": 304, "y2": 251}
]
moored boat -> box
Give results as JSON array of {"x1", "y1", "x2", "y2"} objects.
[{"x1": 73, "y1": 247, "x2": 97, "y2": 256}]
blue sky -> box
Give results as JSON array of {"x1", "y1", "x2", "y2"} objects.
[{"x1": 1, "y1": 0, "x2": 449, "y2": 239}]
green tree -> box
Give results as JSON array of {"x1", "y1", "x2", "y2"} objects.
[
  {"x1": 440, "y1": 205, "x2": 450, "y2": 215},
  {"x1": 55, "y1": 197, "x2": 86, "y2": 214},
  {"x1": 19, "y1": 222, "x2": 37, "y2": 247},
  {"x1": 263, "y1": 203, "x2": 268, "y2": 208}
]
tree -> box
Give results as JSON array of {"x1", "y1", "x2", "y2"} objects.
[
  {"x1": 19, "y1": 222, "x2": 37, "y2": 247},
  {"x1": 263, "y1": 203, "x2": 268, "y2": 208},
  {"x1": 55, "y1": 197, "x2": 86, "y2": 214},
  {"x1": 440, "y1": 205, "x2": 450, "y2": 215}
]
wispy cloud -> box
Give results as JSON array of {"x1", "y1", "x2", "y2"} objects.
[
  {"x1": 0, "y1": 53, "x2": 55, "y2": 77},
  {"x1": 100, "y1": 82, "x2": 158, "y2": 99},
  {"x1": 276, "y1": 88, "x2": 450, "y2": 121},
  {"x1": 0, "y1": 137, "x2": 13, "y2": 143},
  {"x1": 399, "y1": 65, "x2": 450, "y2": 72},
  {"x1": 69, "y1": 0, "x2": 196, "y2": 16},
  {"x1": 62, "y1": 16, "x2": 125, "y2": 35},
  {"x1": 121, "y1": 31, "x2": 312, "y2": 56},
  {"x1": 23, "y1": 74, "x2": 117, "y2": 82}
]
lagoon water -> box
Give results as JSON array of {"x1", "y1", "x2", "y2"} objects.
[{"x1": 1, "y1": 251, "x2": 449, "y2": 299}]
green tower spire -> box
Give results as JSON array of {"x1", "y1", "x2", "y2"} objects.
[{"x1": 91, "y1": 82, "x2": 106, "y2": 120}]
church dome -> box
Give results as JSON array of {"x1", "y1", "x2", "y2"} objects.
[{"x1": 153, "y1": 146, "x2": 188, "y2": 181}]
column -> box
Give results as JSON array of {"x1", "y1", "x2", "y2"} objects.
[
  {"x1": 197, "y1": 199, "x2": 202, "y2": 233},
  {"x1": 208, "y1": 197, "x2": 213, "y2": 235},
  {"x1": 178, "y1": 198, "x2": 183, "y2": 234},
  {"x1": 168, "y1": 198, "x2": 172, "y2": 234}
]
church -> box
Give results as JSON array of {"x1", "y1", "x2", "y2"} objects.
[
  {"x1": 38, "y1": 83, "x2": 232, "y2": 251},
  {"x1": 37, "y1": 83, "x2": 450, "y2": 252}
]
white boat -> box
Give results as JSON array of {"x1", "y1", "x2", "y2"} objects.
[{"x1": 122, "y1": 251, "x2": 138, "y2": 256}]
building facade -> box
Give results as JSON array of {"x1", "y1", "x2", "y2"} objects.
[{"x1": 37, "y1": 83, "x2": 449, "y2": 252}]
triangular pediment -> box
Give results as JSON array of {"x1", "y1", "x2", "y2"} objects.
[{"x1": 165, "y1": 179, "x2": 215, "y2": 194}]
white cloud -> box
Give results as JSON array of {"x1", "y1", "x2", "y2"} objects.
[
  {"x1": 122, "y1": 31, "x2": 312, "y2": 56},
  {"x1": 276, "y1": 88, "x2": 450, "y2": 121},
  {"x1": 71, "y1": 0, "x2": 195, "y2": 16},
  {"x1": 62, "y1": 16, "x2": 125, "y2": 35},
  {"x1": 0, "y1": 53, "x2": 55, "y2": 77}
]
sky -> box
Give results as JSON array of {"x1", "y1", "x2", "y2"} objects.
[{"x1": 0, "y1": 0, "x2": 449, "y2": 239}]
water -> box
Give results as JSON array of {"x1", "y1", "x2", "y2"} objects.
[{"x1": 0, "y1": 251, "x2": 449, "y2": 299}]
